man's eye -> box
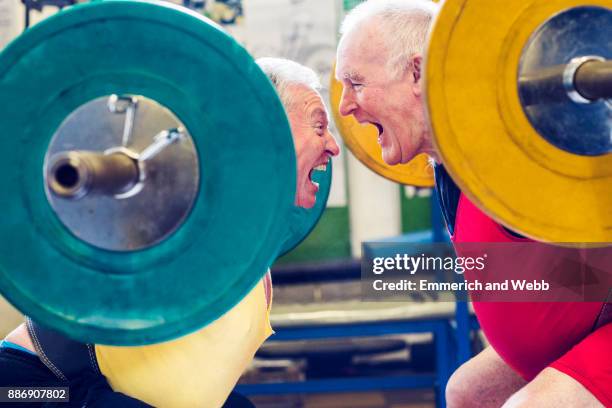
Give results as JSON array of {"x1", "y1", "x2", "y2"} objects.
[{"x1": 351, "y1": 82, "x2": 364, "y2": 90}]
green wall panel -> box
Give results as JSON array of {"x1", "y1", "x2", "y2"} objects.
[
  {"x1": 400, "y1": 188, "x2": 432, "y2": 233},
  {"x1": 275, "y1": 206, "x2": 351, "y2": 264}
]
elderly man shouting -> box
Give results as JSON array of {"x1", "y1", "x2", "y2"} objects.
[
  {"x1": 0, "y1": 57, "x2": 339, "y2": 408},
  {"x1": 335, "y1": 1, "x2": 611, "y2": 407}
]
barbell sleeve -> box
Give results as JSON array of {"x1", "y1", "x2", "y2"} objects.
[
  {"x1": 519, "y1": 58, "x2": 611, "y2": 106},
  {"x1": 47, "y1": 150, "x2": 139, "y2": 199}
]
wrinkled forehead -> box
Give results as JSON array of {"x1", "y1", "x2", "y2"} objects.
[
  {"x1": 287, "y1": 83, "x2": 327, "y2": 114},
  {"x1": 336, "y1": 22, "x2": 389, "y2": 79}
]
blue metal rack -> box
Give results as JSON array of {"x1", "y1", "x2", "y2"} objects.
[
  {"x1": 237, "y1": 195, "x2": 479, "y2": 407},
  {"x1": 237, "y1": 319, "x2": 455, "y2": 407}
]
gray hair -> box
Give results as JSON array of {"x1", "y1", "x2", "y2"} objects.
[
  {"x1": 340, "y1": 0, "x2": 439, "y2": 78},
  {"x1": 256, "y1": 57, "x2": 322, "y2": 111}
]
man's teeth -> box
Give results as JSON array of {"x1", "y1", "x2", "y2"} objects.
[{"x1": 309, "y1": 163, "x2": 327, "y2": 183}]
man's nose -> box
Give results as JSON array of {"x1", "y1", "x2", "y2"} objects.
[
  {"x1": 338, "y1": 87, "x2": 357, "y2": 117},
  {"x1": 325, "y1": 131, "x2": 341, "y2": 157}
]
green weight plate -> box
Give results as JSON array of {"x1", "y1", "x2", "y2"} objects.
[
  {"x1": 0, "y1": 0, "x2": 296, "y2": 345},
  {"x1": 278, "y1": 162, "x2": 332, "y2": 257}
]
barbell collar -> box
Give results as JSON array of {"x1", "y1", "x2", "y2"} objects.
[{"x1": 519, "y1": 65, "x2": 569, "y2": 106}]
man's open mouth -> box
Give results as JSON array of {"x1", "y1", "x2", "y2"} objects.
[
  {"x1": 308, "y1": 162, "x2": 328, "y2": 188},
  {"x1": 371, "y1": 122, "x2": 384, "y2": 145},
  {"x1": 373, "y1": 123, "x2": 384, "y2": 136}
]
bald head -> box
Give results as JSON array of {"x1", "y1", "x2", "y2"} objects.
[
  {"x1": 334, "y1": 0, "x2": 441, "y2": 165},
  {"x1": 338, "y1": 0, "x2": 439, "y2": 79}
]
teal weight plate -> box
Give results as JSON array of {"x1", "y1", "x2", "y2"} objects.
[
  {"x1": 279, "y1": 162, "x2": 332, "y2": 256},
  {"x1": 0, "y1": 0, "x2": 296, "y2": 345}
]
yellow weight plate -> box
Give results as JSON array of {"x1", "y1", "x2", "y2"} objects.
[
  {"x1": 329, "y1": 66, "x2": 434, "y2": 187},
  {"x1": 426, "y1": 0, "x2": 612, "y2": 243},
  {"x1": 96, "y1": 278, "x2": 272, "y2": 407}
]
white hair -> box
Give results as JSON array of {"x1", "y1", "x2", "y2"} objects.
[
  {"x1": 256, "y1": 57, "x2": 322, "y2": 111},
  {"x1": 340, "y1": 0, "x2": 439, "y2": 78}
]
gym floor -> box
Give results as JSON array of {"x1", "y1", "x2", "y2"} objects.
[{"x1": 252, "y1": 390, "x2": 435, "y2": 408}]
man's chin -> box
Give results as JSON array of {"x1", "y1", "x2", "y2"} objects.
[
  {"x1": 296, "y1": 192, "x2": 316, "y2": 209},
  {"x1": 381, "y1": 151, "x2": 401, "y2": 166}
]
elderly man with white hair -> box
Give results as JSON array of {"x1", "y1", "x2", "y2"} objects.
[
  {"x1": 258, "y1": 57, "x2": 341, "y2": 209},
  {"x1": 335, "y1": 0, "x2": 611, "y2": 407},
  {"x1": 0, "y1": 57, "x2": 339, "y2": 408}
]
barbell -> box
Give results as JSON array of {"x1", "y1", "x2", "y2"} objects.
[{"x1": 0, "y1": 0, "x2": 609, "y2": 345}]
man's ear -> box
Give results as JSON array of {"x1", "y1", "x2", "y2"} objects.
[
  {"x1": 410, "y1": 54, "x2": 423, "y2": 96},
  {"x1": 411, "y1": 54, "x2": 423, "y2": 84}
]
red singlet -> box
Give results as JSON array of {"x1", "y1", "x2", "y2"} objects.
[{"x1": 452, "y1": 194, "x2": 611, "y2": 406}]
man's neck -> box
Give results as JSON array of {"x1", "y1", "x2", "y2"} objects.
[
  {"x1": 4, "y1": 323, "x2": 37, "y2": 354},
  {"x1": 421, "y1": 130, "x2": 442, "y2": 163}
]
